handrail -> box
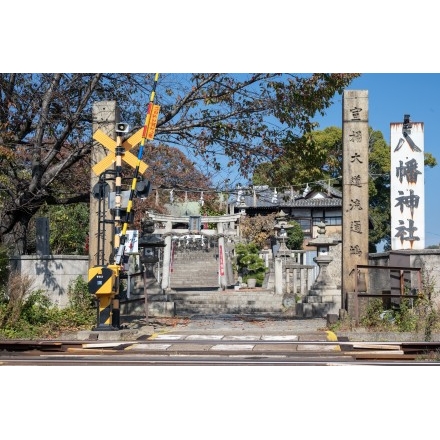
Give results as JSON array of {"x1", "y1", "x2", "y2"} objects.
[{"x1": 353, "y1": 264, "x2": 422, "y2": 324}]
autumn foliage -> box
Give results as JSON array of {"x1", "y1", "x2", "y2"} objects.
[{"x1": 239, "y1": 213, "x2": 278, "y2": 249}]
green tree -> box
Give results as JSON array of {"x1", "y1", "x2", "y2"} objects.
[
  {"x1": 36, "y1": 204, "x2": 89, "y2": 255},
  {"x1": 253, "y1": 126, "x2": 343, "y2": 187},
  {"x1": 368, "y1": 129, "x2": 392, "y2": 251},
  {"x1": 286, "y1": 220, "x2": 304, "y2": 250},
  {"x1": 0, "y1": 73, "x2": 359, "y2": 254}
]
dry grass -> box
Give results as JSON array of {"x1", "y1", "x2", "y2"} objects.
[{"x1": 0, "y1": 271, "x2": 35, "y2": 328}]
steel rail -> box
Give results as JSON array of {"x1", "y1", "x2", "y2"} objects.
[
  {"x1": 1, "y1": 339, "x2": 440, "y2": 365},
  {"x1": 0, "y1": 355, "x2": 438, "y2": 366}
]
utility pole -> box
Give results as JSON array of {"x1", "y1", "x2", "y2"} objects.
[{"x1": 90, "y1": 101, "x2": 120, "y2": 268}]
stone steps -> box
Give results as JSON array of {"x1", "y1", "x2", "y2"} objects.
[
  {"x1": 121, "y1": 289, "x2": 286, "y2": 317},
  {"x1": 170, "y1": 249, "x2": 221, "y2": 289},
  {"x1": 170, "y1": 290, "x2": 285, "y2": 316}
]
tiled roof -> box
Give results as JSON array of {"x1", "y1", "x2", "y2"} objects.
[
  {"x1": 232, "y1": 183, "x2": 342, "y2": 209},
  {"x1": 288, "y1": 198, "x2": 342, "y2": 207}
]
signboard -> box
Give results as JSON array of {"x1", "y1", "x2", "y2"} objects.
[
  {"x1": 146, "y1": 105, "x2": 160, "y2": 140},
  {"x1": 390, "y1": 119, "x2": 425, "y2": 250},
  {"x1": 188, "y1": 215, "x2": 201, "y2": 233}
]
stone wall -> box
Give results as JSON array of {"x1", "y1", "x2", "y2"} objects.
[{"x1": 9, "y1": 255, "x2": 89, "y2": 308}]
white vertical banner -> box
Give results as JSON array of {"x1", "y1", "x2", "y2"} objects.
[
  {"x1": 124, "y1": 230, "x2": 139, "y2": 254},
  {"x1": 390, "y1": 120, "x2": 425, "y2": 250}
]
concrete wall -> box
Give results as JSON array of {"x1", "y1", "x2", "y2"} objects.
[{"x1": 9, "y1": 255, "x2": 89, "y2": 308}]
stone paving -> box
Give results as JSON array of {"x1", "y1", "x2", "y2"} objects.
[
  {"x1": 68, "y1": 313, "x2": 440, "y2": 342},
  {"x1": 121, "y1": 314, "x2": 440, "y2": 342},
  {"x1": 127, "y1": 314, "x2": 329, "y2": 335},
  {"x1": 114, "y1": 314, "x2": 335, "y2": 343}
]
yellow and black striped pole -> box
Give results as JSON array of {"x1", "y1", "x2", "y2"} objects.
[
  {"x1": 88, "y1": 265, "x2": 119, "y2": 330},
  {"x1": 114, "y1": 73, "x2": 160, "y2": 265}
]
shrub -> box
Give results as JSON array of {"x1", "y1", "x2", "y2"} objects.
[
  {"x1": 51, "y1": 276, "x2": 95, "y2": 330},
  {"x1": 0, "y1": 273, "x2": 95, "y2": 339},
  {"x1": 67, "y1": 276, "x2": 95, "y2": 311},
  {"x1": 20, "y1": 290, "x2": 52, "y2": 326},
  {"x1": 234, "y1": 242, "x2": 267, "y2": 286},
  {"x1": 393, "y1": 298, "x2": 418, "y2": 332},
  {"x1": 0, "y1": 272, "x2": 35, "y2": 330},
  {"x1": 358, "y1": 266, "x2": 440, "y2": 340},
  {"x1": 359, "y1": 298, "x2": 395, "y2": 330}
]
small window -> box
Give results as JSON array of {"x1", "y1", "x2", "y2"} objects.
[
  {"x1": 312, "y1": 217, "x2": 342, "y2": 226},
  {"x1": 297, "y1": 218, "x2": 312, "y2": 234}
]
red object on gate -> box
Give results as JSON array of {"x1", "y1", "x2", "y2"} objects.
[{"x1": 219, "y1": 245, "x2": 224, "y2": 276}]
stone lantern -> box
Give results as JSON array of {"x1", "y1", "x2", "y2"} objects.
[
  {"x1": 308, "y1": 221, "x2": 338, "y2": 289},
  {"x1": 300, "y1": 221, "x2": 341, "y2": 317},
  {"x1": 273, "y1": 210, "x2": 292, "y2": 259},
  {"x1": 137, "y1": 219, "x2": 166, "y2": 325},
  {"x1": 138, "y1": 219, "x2": 166, "y2": 266}
]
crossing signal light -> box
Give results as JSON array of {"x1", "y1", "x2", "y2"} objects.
[{"x1": 135, "y1": 180, "x2": 152, "y2": 199}]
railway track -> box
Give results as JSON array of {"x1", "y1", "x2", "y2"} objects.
[{"x1": 1, "y1": 337, "x2": 439, "y2": 365}]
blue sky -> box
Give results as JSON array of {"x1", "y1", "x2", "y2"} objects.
[
  {"x1": 312, "y1": 74, "x2": 440, "y2": 247},
  {"x1": 6, "y1": 5, "x2": 440, "y2": 247}
]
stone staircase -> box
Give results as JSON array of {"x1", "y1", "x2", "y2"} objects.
[
  {"x1": 169, "y1": 289, "x2": 285, "y2": 316},
  {"x1": 121, "y1": 288, "x2": 286, "y2": 318},
  {"x1": 170, "y1": 247, "x2": 221, "y2": 289},
  {"x1": 121, "y1": 243, "x2": 288, "y2": 318}
]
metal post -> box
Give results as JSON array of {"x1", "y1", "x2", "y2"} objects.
[
  {"x1": 161, "y1": 221, "x2": 173, "y2": 292},
  {"x1": 143, "y1": 269, "x2": 149, "y2": 325}
]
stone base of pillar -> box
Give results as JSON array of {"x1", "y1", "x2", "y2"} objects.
[{"x1": 296, "y1": 288, "x2": 341, "y2": 318}]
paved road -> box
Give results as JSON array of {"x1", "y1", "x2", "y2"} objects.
[
  {"x1": 123, "y1": 314, "x2": 332, "y2": 338},
  {"x1": 117, "y1": 314, "x2": 440, "y2": 343}
]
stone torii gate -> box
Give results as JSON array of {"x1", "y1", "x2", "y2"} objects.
[{"x1": 144, "y1": 212, "x2": 243, "y2": 291}]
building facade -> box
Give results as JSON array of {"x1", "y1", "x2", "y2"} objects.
[{"x1": 230, "y1": 183, "x2": 343, "y2": 247}]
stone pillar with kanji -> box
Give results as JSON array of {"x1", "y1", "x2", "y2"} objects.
[{"x1": 342, "y1": 90, "x2": 369, "y2": 315}]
